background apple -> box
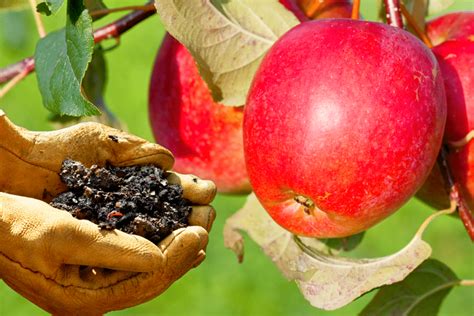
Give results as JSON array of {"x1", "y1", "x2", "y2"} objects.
[
  {"x1": 244, "y1": 19, "x2": 446, "y2": 238},
  {"x1": 148, "y1": 0, "x2": 347, "y2": 194},
  {"x1": 426, "y1": 12, "x2": 474, "y2": 46},
  {"x1": 416, "y1": 13, "x2": 474, "y2": 210}
]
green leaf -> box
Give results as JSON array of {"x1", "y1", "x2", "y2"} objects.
[
  {"x1": 35, "y1": 0, "x2": 99, "y2": 116},
  {"x1": 360, "y1": 259, "x2": 459, "y2": 316},
  {"x1": 83, "y1": 46, "x2": 107, "y2": 107},
  {"x1": 36, "y1": 0, "x2": 64, "y2": 15},
  {"x1": 0, "y1": 0, "x2": 28, "y2": 11},
  {"x1": 223, "y1": 193, "x2": 445, "y2": 310},
  {"x1": 154, "y1": 0, "x2": 300, "y2": 106}
]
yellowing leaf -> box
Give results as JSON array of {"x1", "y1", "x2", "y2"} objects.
[
  {"x1": 224, "y1": 193, "x2": 438, "y2": 310},
  {"x1": 154, "y1": 0, "x2": 300, "y2": 106}
]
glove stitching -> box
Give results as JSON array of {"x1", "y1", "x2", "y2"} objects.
[
  {"x1": 0, "y1": 144, "x2": 57, "y2": 173},
  {"x1": 0, "y1": 250, "x2": 145, "y2": 290}
]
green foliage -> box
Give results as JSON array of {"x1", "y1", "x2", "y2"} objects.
[
  {"x1": 154, "y1": 0, "x2": 299, "y2": 106},
  {"x1": 36, "y1": 0, "x2": 64, "y2": 15},
  {"x1": 360, "y1": 259, "x2": 459, "y2": 315},
  {"x1": 34, "y1": 0, "x2": 98, "y2": 116}
]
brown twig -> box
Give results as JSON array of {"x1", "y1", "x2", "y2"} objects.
[
  {"x1": 89, "y1": 3, "x2": 156, "y2": 18},
  {"x1": 0, "y1": 3, "x2": 156, "y2": 86},
  {"x1": 437, "y1": 146, "x2": 474, "y2": 241},
  {"x1": 400, "y1": 3, "x2": 433, "y2": 48},
  {"x1": 383, "y1": 0, "x2": 403, "y2": 28}
]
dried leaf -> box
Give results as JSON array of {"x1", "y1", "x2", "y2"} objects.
[
  {"x1": 360, "y1": 259, "x2": 459, "y2": 315},
  {"x1": 224, "y1": 193, "x2": 439, "y2": 310},
  {"x1": 154, "y1": 0, "x2": 300, "y2": 106}
]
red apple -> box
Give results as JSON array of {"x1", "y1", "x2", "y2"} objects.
[
  {"x1": 148, "y1": 1, "x2": 343, "y2": 194},
  {"x1": 244, "y1": 19, "x2": 446, "y2": 238},
  {"x1": 148, "y1": 34, "x2": 250, "y2": 194},
  {"x1": 417, "y1": 14, "x2": 474, "y2": 210},
  {"x1": 426, "y1": 12, "x2": 474, "y2": 46}
]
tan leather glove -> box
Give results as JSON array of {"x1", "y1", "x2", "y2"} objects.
[{"x1": 0, "y1": 110, "x2": 216, "y2": 315}]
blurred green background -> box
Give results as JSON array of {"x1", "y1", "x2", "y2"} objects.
[{"x1": 1, "y1": 1, "x2": 473, "y2": 315}]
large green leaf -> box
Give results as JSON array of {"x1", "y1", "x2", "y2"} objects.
[
  {"x1": 35, "y1": 0, "x2": 99, "y2": 116},
  {"x1": 360, "y1": 259, "x2": 459, "y2": 315},
  {"x1": 154, "y1": 0, "x2": 300, "y2": 106}
]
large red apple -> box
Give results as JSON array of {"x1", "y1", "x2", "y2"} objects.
[
  {"x1": 417, "y1": 13, "x2": 474, "y2": 210},
  {"x1": 244, "y1": 19, "x2": 446, "y2": 238},
  {"x1": 148, "y1": 1, "x2": 342, "y2": 194}
]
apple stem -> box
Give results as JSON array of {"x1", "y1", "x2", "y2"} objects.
[
  {"x1": 399, "y1": 3, "x2": 433, "y2": 48},
  {"x1": 437, "y1": 146, "x2": 474, "y2": 241},
  {"x1": 0, "y1": 2, "x2": 156, "y2": 87},
  {"x1": 383, "y1": 0, "x2": 403, "y2": 28},
  {"x1": 298, "y1": 0, "x2": 321, "y2": 18},
  {"x1": 351, "y1": 0, "x2": 361, "y2": 20}
]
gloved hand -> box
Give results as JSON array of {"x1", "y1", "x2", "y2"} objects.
[{"x1": 0, "y1": 110, "x2": 216, "y2": 315}]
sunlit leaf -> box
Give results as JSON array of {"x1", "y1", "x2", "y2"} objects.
[{"x1": 154, "y1": 0, "x2": 300, "y2": 106}]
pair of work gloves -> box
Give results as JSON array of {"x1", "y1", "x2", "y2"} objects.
[{"x1": 0, "y1": 110, "x2": 216, "y2": 315}]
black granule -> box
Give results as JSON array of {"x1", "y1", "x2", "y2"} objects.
[{"x1": 50, "y1": 159, "x2": 192, "y2": 243}]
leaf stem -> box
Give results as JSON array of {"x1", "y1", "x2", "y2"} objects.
[
  {"x1": 383, "y1": 0, "x2": 403, "y2": 28},
  {"x1": 459, "y1": 280, "x2": 474, "y2": 286},
  {"x1": 448, "y1": 130, "x2": 474, "y2": 148},
  {"x1": 400, "y1": 3, "x2": 432, "y2": 48},
  {"x1": 28, "y1": 0, "x2": 46, "y2": 38},
  {"x1": 351, "y1": 0, "x2": 361, "y2": 20},
  {"x1": 0, "y1": 3, "x2": 157, "y2": 87}
]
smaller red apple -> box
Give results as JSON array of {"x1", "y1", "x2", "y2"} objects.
[
  {"x1": 417, "y1": 13, "x2": 474, "y2": 210},
  {"x1": 426, "y1": 12, "x2": 474, "y2": 46}
]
